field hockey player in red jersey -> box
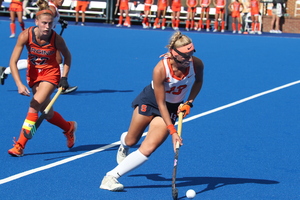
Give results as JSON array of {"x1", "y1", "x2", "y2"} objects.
[
  {"x1": 7, "y1": 3, "x2": 77, "y2": 157},
  {"x1": 100, "y1": 31, "x2": 204, "y2": 191}
]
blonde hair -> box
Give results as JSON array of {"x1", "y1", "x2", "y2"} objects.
[
  {"x1": 35, "y1": 0, "x2": 54, "y2": 19},
  {"x1": 36, "y1": 0, "x2": 50, "y2": 10},
  {"x1": 167, "y1": 31, "x2": 193, "y2": 50}
]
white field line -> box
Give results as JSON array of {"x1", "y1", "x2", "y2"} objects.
[{"x1": 1, "y1": 80, "x2": 299, "y2": 185}]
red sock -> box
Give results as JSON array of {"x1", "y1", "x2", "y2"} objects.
[
  {"x1": 118, "y1": 16, "x2": 123, "y2": 25},
  {"x1": 251, "y1": 22, "x2": 255, "y2": 31},
  {"x1": 46, "y1": 111, "x2": 70, "y2": 132},
  {"x1": 238, "y1": 24, "x2": 241, "y2": 31},
  {"x1": 20, "y1": 22, "x2": 25, "y2": 31},
  {"x1": 186, "y1": 20, "x2": 190, "y2": 29},
  {"x1": 10, "y1": 23, "x2": 16, "y2": 34},
  {"x1": 221, "y1": 21, "x2": 225, "y2": 30},
  {"x1": 214, "y1": 21, "x2": 218, "y2": 30},
  {"x1": 162, "y1": 18, "x2": 166, "y2": 27},
  {"x1": 207, "y1": 20, "x2": 210, "y2": 29},
  {"x1": 232, "y1": 23, "x2": 236, "y2": 31},
  {"x1": 191, "y1": 20, "x2": 194, "y2": 29},
  {"x1": 172, "y1": 19, "x2": 175, "y2": 27},
  {"x1": 154, "y1": 18, "x2": 159, "y2": 26},
  {"x1": 256, "y1": 23, "x2": 260, "y2": 31},
  {"x1": 176, "y1": 19, "x2": 180, "y2": 27},
  {"x1": 126, "y1": 16, "x2": 131, "y2": 25},
  {"x1": 17, "y1": 112, "x2": 38, "y2": 148},
  {"x1": 199, "y1": 20, "x2": 202, "y2": 29}
]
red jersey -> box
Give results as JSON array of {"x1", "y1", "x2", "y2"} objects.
[
  {"x1": 215, "y1": 0, "x2": 225, "y2": 7},
  {"x1": 26, "y1": 27, "x2": 60, "y2": 87},
  {"x1": 27, "y1": 27, "x2": 58, "y2": 69},
  {"x1": 187, "y1": 0, "x2": 197, "y2": 7},
  {"x1": 201, "y1": 0, "x2": 210, "y2": 7}
]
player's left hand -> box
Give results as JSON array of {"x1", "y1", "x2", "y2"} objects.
[
  {"x1": 172, "y1": 133, "x2": 183, "y2": 152},
  {"x1": 59, "y1": 19, "x2": 68, "y2": 29},
  {"x1": 178, "y1": 101, "x2": 193, "y2": 118},
  {"x1": 58, "y1": 77, "x2": 69, "y2": 92}
]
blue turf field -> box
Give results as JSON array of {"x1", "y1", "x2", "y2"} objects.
[{"x1": 0, "y1": 18, "x2": 300, "y2": 200}]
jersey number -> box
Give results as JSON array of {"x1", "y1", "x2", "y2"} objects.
[{"x1": 166, "y1": 85, "x2": 187, "y2": 95}]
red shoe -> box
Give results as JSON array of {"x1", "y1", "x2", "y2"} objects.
[
  {"x1": 63, "y1": 121, "x2": 77, "y2": 148},
  {"x1": 8, "y1": 138, "x2": 24, "y2": 157}
]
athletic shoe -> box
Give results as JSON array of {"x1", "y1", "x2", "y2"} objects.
[
  {"x1": 61, "y1": 86, "x2": 78, "y2": 94},
  {"x1": 249, "y1": 31, "x2": 255, "y2": 34},
  {"x1": 270, "y1": 29, "x2": 275, "y2": 33},
  {"x1": 142, "y1": 23, "x2": 148, "y2": 28},
  {"x1": 116, "y1": 144, "x2": 130, "y2": 164},
  {"x1": 257, "y1": 31, "x2": 262, "y2": 35},
  {"x1": 81, "y1": 23, "x2": 85, "y2": 26},
  {"x1": 185, "y1": 28, "x2": 189, "y2": 31},
  {"x1": 153, "y1": 26, "x2": 156, "y2": 29},
  {"x1": 116, "y1": 24, "x2": 122, "y2": 27},
  {"x1": 206, "y1": 28, "x2": 210, "y2": 32},
  {"x1": 22, "y1": 16, "x2": 27, "y2": 20},
  {"x1": 9, "y1": 34, "x2": 15, "y2": 38},
  {"x1": 276, "y1": 30, "x2": 282, "y2": 34},
  {"x1": 100, "y1": 176, "x2": 124, "y2": 191},
  {"x1": 238, "y1": 31, "x2": 242, "y2": 34},
  {"x1": 213, "y1": 29, "x2": 217, "y2": 32},
  {"x1": 221, "y1": 29, "x2": 224, "y2": 33},
  {"x1": 162, "y1": 26, "x2": 166, "y2": 30},
  {"x1": 197, "y1": 28, "x2": 201, "y2": 31},
  {"x1": 8, "y1": 139, "x2": 24, "y2": 157},
  {"x1": 127, "y1": 25, "x2": 131, "y2": 28},
  {"x1": 64, "y1": 121, "x2": 77, "y2": 148},
  {"x1": 232, "y1": 30, "x2": 236, "y2": 33},
  {"x1": 0, "y1": 67, "x2": 8, "y2": 85}
]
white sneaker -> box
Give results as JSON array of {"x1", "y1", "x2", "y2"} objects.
[
  {"x1": 270, "y1": 29, "x2": 275, "y2": 33},
  {"x1": 221, "y1": 29, "x2": 224, "y2": 33},
  {"x1": 127, "y1": 25, "x2": 131, "y2": 28},
  {"x1": 232, "y1": 30, "x2": 236, "y2": 33},
  {"x1": 275, "y1": 30, "x2": 282, "y2": 34},
  {"x1": 257, "y1": 31, "x2": 262, "y2": 35},
  {"x1": 162, "y1": 26, "x2": 166, "y2": 30},
  {"x1": 9, "y1": 34, "x2": 15, "y2": 38},
  {"x1": 206, "y1": 28, "x2": 210, "y2": 32},
  {"x1": 213, "y1": 29, "x2": 217, "y2": 32},
  {"x1": 30, "y1": 12, "x2": 35, "y2": 19},
  {"x1": 116, "y1": 144, "x2": 130, "y2": 164},
  {"x1": 185, "y1": 28, "x2": 189, "y2": 31},
  {"x1": 116, "y1": 24, "x2": 122, "y2": 27},
  {"x1": 100, "y1": 176, "x2": 124, "y2": 191},
  {"x1": 238, "y1": 31, "x2": 242, "y2": 34},
  {"x1": 142, "y1": 23, "x2": 148, "y2": 28},
  {"x1": 22, "y1": 16, "x2": 27, "y2": 20},
  {"x1": 249, "y1": 31, "x2": 255, "y2": 34},
  {"x1": 197, "y1": 28, "x2": 201, "y2": 31}
]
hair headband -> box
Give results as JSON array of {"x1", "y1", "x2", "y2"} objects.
[{"x1": 36, "y1": 9, "x2": 54, "y2": 17}]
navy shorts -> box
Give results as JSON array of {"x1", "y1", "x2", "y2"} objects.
[{"x1": 132, "y1": 84, "x2": 181, "y2": 124}]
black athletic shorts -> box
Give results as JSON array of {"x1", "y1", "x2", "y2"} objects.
[{"x1": 132, "y1": 84, "x2": 182, "y2": 124}]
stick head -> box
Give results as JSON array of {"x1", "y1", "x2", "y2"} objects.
[{"x1": 172, "y1": 188, "x2": 178, "y2": 200}]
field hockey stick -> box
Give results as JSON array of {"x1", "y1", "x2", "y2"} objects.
[
  {"x1": 23, "y1": 87, "x2": 63, "y2": 139},
  {"x1": 172, "y1": 111, "x2": 184, "y2": 200}
]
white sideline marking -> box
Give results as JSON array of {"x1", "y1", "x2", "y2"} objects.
[{"x1": 1, "y1": 80, "x2": 299, "y2": 185}]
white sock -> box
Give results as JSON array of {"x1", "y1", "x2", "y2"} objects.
[
  {"x1": 120, "y1": 132, "x2": 128, "y2": 147},
  {"x1": 4, "y1": 59, "x2": 28, "y2": 74},
  {"x1": 106, "y1": 149, "x2": 148, "y2": 178}
]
